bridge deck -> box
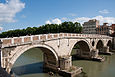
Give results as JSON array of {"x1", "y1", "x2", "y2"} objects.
[{"x1": 0, "y1": 33, "x2": 112, "y2": 48}]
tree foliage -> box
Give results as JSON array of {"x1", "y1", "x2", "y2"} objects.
[{"x1": 0, "y1": 21, "x2": 82, "y2": 38}]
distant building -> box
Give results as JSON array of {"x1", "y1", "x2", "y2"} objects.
[
  {"x1": 110, "y1": 24, "x2": 115, "y2": 36},
  {"x1": 96, "y1": 23, "x2": 110, "y2": 35},
  {"x1": 82, "y1": 19, "x2": 114, "y2": 35},
  {"x1": 83, "y1": 19, "x2": 99, "y2": 34},
  {"x1": 111, "y1": 24, "x2": 115, "y2": 34}
]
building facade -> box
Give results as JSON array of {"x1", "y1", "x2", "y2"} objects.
[
  {"x1": 111, "y1": 24, "x2": 115, "y2": 34},
  {"x1": 96, "y1": 23, "x2": 111, "y2": 35},
  {"x1": 83, "y1": 19, "x2": 99, "y2": 34}
]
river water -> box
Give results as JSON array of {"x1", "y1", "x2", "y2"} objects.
[{"x1": 12, "y1": 48, "x2": 115, "y2": 77}]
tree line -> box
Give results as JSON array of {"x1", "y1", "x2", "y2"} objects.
[{"x1": 0, "y1": 21, "x2": 82, "y2": 38}]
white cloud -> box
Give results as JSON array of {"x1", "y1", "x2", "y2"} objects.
[
  {"x1": 45, "y1": 20, "x2": 52, "y2": 24},
  {"x1": 0, "y1": 26, "x2": 3, "y2": 31},
  {"x1": 45, "y1": 16, "x2": 115, "y2": 26},
  {"x1": 61, "y1": 17, "x2": 68, "y2": 21},
  {"x1": 72, "y1": 15, "x2": 115, "y2": 25},
  {"x1": 52, "y1": 18, "x2": 62, "y2": 24},
  {"x1": 72, "y1": 17, "x2": 90, "y2": 24},
  {"x1": 92, "y1": 16, "x2": 115, "y2": 25},
  {"x1": 0, "y1": 0, "x2": 25, "y2": 23},
  {"x1": 45, "y1": 18, "x2": 62, "y2": 25},
  {"x1": 99, "y1": 9, "x2": 109, "y2": 14}
]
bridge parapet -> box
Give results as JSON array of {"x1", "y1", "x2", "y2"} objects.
[{"x1": 0, "y1": 33, "x2": 112, "y2": 48}]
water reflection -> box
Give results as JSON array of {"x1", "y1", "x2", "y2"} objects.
[
  {"x1": 12, "y1": 62, "x2": 43, "y2": 76},
  {"x1": 12, "y1": 48, "x2": 62, "y2": 77},
  {"x1": 72, "y1": 55, "x2": 115, "y2": 77},
  {"x1": 12, "y1": 48, "x2": 115, "y2": 77}
]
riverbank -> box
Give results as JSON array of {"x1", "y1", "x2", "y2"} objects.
[{"x1": 0, "y1": 67, "x2": 11, "y2": 77}]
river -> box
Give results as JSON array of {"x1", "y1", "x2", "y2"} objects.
[{"x1": 12, "y1": 48, "x2": 115, "y2": 77}]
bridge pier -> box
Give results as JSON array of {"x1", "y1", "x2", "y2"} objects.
[
  {"x1": 59, "y1": 55, "x2": 72, "y2": 70},
  {"x1": 72, "y1": 49, "x2": 105, "y2": 62},
  {"x1": 43, "y1": 55, "x2": 72, "y2": 71},
  {"x1": 91, "y1": 49, "x2": 105, "y2": 61},
  {"x1": 43, "y1": 53, "x2": 59, "y2": 71},
  {"x1": 43, "y1": 55, "x2": 82, "y2": 77},
  {"x1": 100, "y1": 46, "x2": 113, "y2": 55},
  {"x1": 58, "y1": 56, "x2": 82, "y2": 77},
  {"x1": 91, "y1": 49, "x2": 99, "y2": 58}
]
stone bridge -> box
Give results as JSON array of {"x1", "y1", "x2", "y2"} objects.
[{"x1": 0, "y1": 33, "x2": 112, "y2": 75}]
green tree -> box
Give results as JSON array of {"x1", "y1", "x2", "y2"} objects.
[{"x1": 0, "y1": 21, "x2": 82, "y2": 38}]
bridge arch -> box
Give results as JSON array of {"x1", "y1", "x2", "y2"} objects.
[
  {"x1": 69, "y1": 39, "x2": 92, "y2": 58},
  {"x1": 96, "y1": 40, "x2": 104, "y2": 52},
  {"x1": 107, "y1": 40, "x2": 112, "y2": 46},
  {"x1": 92, "y1": 40, "x2": 95, "y2": 46},
  {"x1": 107, "y1": 40, "x2": 112, "y2": 51},
  {"x1": 6, "y1": 44, "x2": 59, "y2": 73}
]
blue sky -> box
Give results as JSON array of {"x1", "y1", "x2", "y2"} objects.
[{"x1": 0, "y1": 0, "x2": 115, "y2": 32}]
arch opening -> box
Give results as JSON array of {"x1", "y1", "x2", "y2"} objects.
[
  {"x1": 92, "y1": 41, "x2": 95, "y2": 46},
  {"x1": 6, "y1": 45, "x2": 58, "y2": 75},
  {"x1": 71, "y1": 40, "x2": 91, "y2": 60},
  {"x1": 96, "y1": 40, "x2": 104, "y2": 53},
  {"x1": 107, "y1": 40, "x2": 112, "y2": 51}
]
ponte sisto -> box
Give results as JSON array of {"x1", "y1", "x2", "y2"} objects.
[{"x1": 0, "y1": 33, "x2": 113, "y2": 76}]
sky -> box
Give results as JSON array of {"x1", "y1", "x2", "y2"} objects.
[{"x1": 0, "y1": 0, "x2": 115, "y2": 32}]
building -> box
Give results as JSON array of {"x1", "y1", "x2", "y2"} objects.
[
  {"x1": 83, "y1": 19, "x2": 99, "y2": 34},
  {"x1": 111, "y1": 24, "x2": 115, "y2": 34},
  {"x1": 96, "y1": 23, "x2": 111, "y2": 35},
  {"x1": 82, "y1": 19, "x2": 114, "y2": 35}
]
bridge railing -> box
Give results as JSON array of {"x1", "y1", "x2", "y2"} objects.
[{"x1": 0, "y1": 33, "x2": 112, "y2": 48}]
